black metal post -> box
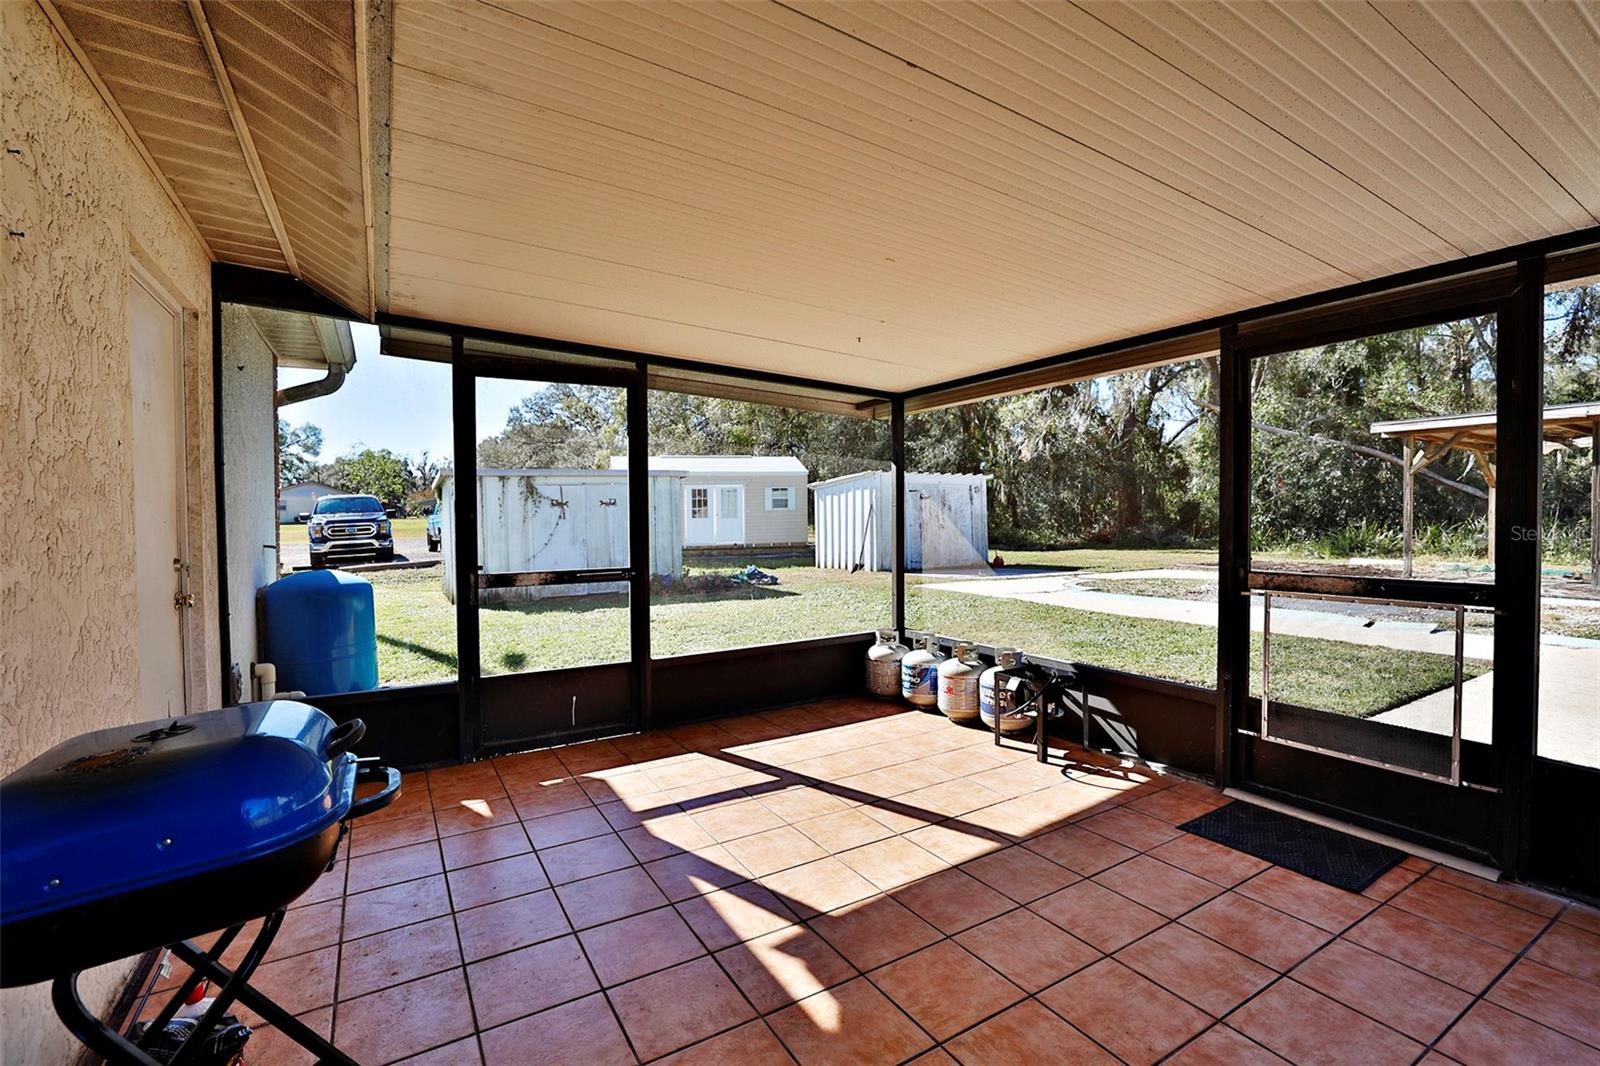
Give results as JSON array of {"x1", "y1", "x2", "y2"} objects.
[
  {"x1": 628, "y1": 363, "x2": 652, "y2": 731},
  {"x1": 1215, "y1": 326, "x2": 1249, "y2": 787},
  {"x1": 892, "y1": 397, "x2": 907, "y2": 639},
  {"x1": 1493, "y1": 257, "x2": 1544, "y2": 878},
  {"x1": 451, "y1": 335, "x2": 479, "y2": 761}
]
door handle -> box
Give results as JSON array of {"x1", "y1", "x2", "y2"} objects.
[{"x1": 173, "y1": 592, "x2": 196, "y2": 610}]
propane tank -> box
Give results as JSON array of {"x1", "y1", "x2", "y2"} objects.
[
  {"x1": 900, "y1": 637, "x2": 946, "y2": 709},
  {"x1": 937, "y1": 643, "x2": 984, "y2": 722},
  {"x1": 866, "y1": 630, "x2": 908, "y2": 698},
  {"x1": 980, "y1": 649, "x2": 1032, "y2": 732}
]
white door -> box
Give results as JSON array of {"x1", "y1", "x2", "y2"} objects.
[
  {"x1": 714, "y1": 485, "x2": 744, "y2": 544},
  {"x1": 685, "y1": 485, "x2": 714, "y2": 545},
  {"x1": 129, "y1": 266, "x2": 190, "y2": 718},
  {"x1": 683, "y1": 484, "x2": 744, "y2": 545}
]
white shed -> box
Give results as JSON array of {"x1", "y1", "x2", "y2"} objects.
[
  {"x1": 435, "y1": 469, "x2": 684, "y2": 602},
  {"x1": 811, "y1": 472, "x2": 990, "y2": 572},
  {"x1": 609, "y1": 455, "x2": 809, "y2": 548}
]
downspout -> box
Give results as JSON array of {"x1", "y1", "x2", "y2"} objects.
[{"x1": 276, "y1": 363, "x2": 346, "y2": 407}]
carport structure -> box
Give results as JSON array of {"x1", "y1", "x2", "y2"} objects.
[
  {"x1": 1373, "y1": 402, "x2": 1600, "y2": 581},
  {"x1": 10, "y1": 1, "x2": 1600, "y2": 1062}
]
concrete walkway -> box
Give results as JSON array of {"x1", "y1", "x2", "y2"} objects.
[
  {"x1": 1372, "y1": 645, "x2": 1598, "y2": 765},
  {"x1": 921, "y1": 569, "x2": 1600, "y2": 767},
  {"x1": 919, "y1": 571, "x2": 1495, "y2": 657}
]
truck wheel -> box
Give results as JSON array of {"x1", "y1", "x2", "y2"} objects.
[
  {"x1": 310, "y1": 556, "x2": 326, "y2": 570},
  {"x1": 376, "y1": 548, "x2": 395, "y2": 562},
  {"x1": 427, "y1": 536, "x2": 439, "y2": 552}
]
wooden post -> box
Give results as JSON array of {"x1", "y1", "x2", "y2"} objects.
[
  {"x1": 1402, "y1": 434, "x2": 1415, "y2": 577},
  {"x1": 1483, "y1": 457, "x2": 1497, "y2": 567}
]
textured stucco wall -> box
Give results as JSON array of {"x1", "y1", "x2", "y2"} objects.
[
  {"x1": 2, "y1": 4, "x2": 217, "y2": 1061},
  {"x1": 222, "y1": 304, "x2": 280, "y2": 690}
]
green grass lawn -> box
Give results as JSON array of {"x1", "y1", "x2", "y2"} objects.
[{"x1": 364, "y1": 551, "x2": 1483, "y2": 716}]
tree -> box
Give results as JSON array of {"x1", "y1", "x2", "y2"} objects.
[
  {"x1": 278, "y1": 420, "x2": 323, "y2": 486},
  {"x1": 327, "y1": 448, "x2": 408, "y2": 505},
  {"x1": 477, "y1": 384, "x2": 626, "y2": 469}
]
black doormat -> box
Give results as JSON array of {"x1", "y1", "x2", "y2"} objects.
[{"x1": 1179, "y1": 801, "x2": 1404, "y2": 893}]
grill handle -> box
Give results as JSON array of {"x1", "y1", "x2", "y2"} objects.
[
  {"x1": 324, "y1": 719, "x2": 366, "y2": 760},
  {"x1": 349, "y1": 762, "x2": 401, "y2": 820}
]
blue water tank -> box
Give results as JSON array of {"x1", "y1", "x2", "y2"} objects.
[{"x1": 262, "y1": 570, "x2": 379, "y2": 695}]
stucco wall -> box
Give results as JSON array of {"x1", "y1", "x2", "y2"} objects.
[
  {"x1": 222, "y1": 304, "x2": 280, "y2": 692},
  {"x1": 1, "y1": 4, "x2": 216, "y2": 1061}
]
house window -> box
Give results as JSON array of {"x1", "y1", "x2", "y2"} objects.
[
  {"x1": 690, "y1": 487, "x2": 709, "y2": 518},
  {"x1": 766, "y1": 486, "x2": 792, "y2": 511}
]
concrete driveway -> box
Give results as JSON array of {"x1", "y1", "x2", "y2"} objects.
[{"x1": 279, "y1": 526, "x2": 439, "y2": 572}]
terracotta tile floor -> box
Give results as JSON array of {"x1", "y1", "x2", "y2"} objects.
[{"x1": 158, "y1": 697, "x2": 1600, "y2": 1065}]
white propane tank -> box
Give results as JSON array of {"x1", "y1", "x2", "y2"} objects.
[
  {"x1": 866, "y1": 630, "x2": 909, "y2": 698},
  {"x1": 980, "y1": 649, "x2": 1031, "y2": 732},
  {"x1": 900, "y1": 637, "x2": 946, "y2": 708},
  {"x1": 937, "y1": 643, "x2": 984, "y2": 722}
]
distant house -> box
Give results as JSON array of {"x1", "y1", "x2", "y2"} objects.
[
  {"x1": 278, "y1": 481, "x2": 340, "y2": 523},
  {"x1": 610, "y1": 455, "x2": 809, "y2": 548}
]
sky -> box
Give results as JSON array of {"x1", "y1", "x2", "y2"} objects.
[{"x1": 276, "y1": 324, "x2": 546, "y2": 464}]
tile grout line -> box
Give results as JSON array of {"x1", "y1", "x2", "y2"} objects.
[
  {"x1": 1151, "y1": 862, "x2": 1458, "y2": 1064},
  {"x1": 484, "y1": 756, "x2": 647, "y2": 1066},
  {"x1": 446, "y1": 767, "x2": 509, "y2": 1066},
  {"x1": 1415, "y1": 908, "x2": 1579, "y2": 1062}
]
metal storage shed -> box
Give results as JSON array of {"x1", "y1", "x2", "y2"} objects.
[
  {"x1": 435, "y1": 469, "x2": 684, "y2": 602},
  {"x1": 812, "y1": 471, "x2": 989, "y2": 572}
]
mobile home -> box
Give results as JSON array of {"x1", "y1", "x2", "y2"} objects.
[{"x1": 610, "y1": 455, "x2": 808, "y2": 548}]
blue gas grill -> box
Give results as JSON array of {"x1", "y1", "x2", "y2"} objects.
[{"x1": 0, "y1": 701, "x2": 400, "y2": 1065}]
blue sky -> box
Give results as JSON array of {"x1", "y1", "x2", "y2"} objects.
[{"x1": 276, "y1": 324, "x2": 539, "y2": 464}]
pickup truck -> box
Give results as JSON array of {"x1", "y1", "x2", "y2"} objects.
[
  {"x1": 426, "y1": 507, "x2": 442, "y2": 553},
  {"x1": 301, "y1": 494, "x2": 394, "y2": 569}
]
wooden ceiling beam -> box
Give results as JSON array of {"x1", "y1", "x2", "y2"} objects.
[
  {"x1": 35, "y1": 0, "x2": 214, "y2": 262},
  {"x1": 353, "y1": 0, "x2": 380, "y2": 315},
  {"x1": 185, "y1": 0, "x2": 298, "y2": 278}
]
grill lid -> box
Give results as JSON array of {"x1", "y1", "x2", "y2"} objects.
[{"x1": 0, "y1": 702, "x2": 357, "y2": 924}]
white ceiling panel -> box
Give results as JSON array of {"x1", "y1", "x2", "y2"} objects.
[{"x1": 386, "y1": 0, "x2": 1600, "y2": 391}]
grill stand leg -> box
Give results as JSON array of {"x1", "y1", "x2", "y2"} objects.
[
  {"x1": 51, "y1": 913, "x2": 357, "y2": 1066},
  {"x1": 52, "y1": 972, "x2": 162, "y2": 1066},
  {"x1": 169, "y1": 915, "x2": 357, "y2": 1066},
  {"x1": 169, "y1": 911, "x2": 281, "y2": 1065},
  {"x1": 136, "y1": 923, "x2": 246, "y2": 1050}
]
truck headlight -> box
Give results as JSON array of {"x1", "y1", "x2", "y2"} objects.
[{"x1": 377, "y1": 520, "x2": 391, "y2": 536}]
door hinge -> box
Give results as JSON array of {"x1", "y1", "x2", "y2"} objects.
[{"x1": 173, "y1": 592, "x2": 196, "y2": 610}]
